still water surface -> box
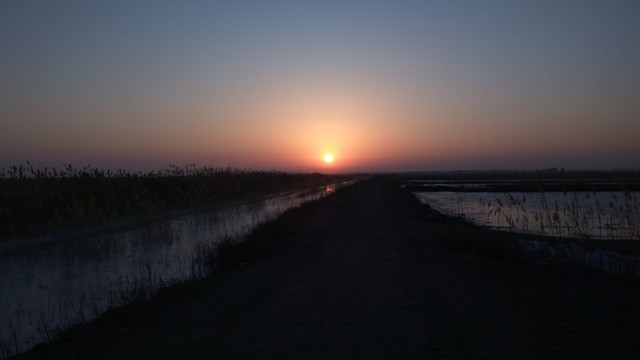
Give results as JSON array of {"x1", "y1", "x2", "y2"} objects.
[
  {"x1": 0, "y1": 182, "x2": 354, "y2": 356},
  {"x1": 414, "y1": 191, "x2": 639, "y2": 240}
]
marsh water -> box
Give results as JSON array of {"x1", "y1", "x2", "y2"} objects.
[
  {"x1": 413, "y1": 191, "x2": 639, "y2": 240},
  {"x1": 0, "y1": 181, "x2": 355, "y2": 356},
  {"x1": 411, "y1": 182, "x2": 640, "y2": 277}
]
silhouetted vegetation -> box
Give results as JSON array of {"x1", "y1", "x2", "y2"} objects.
[
  {"x1": 481, "y1": 191, "x2": 639, "y2": 240},
  {"x1": 405, "y1": 170, "x2": 640, "y2": 240},
  {"x1": 424, "y1": 203, "x2": 640, "y2": 277},
  {"x1": 0, "y1": 162, "x2": 355, "y2": 238},
  {"x1": 402, "y1": 169, "x2": 640, "y2": 193}
]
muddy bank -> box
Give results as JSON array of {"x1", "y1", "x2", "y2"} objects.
[{"x1": 14, "y1": 177, "x2": 640, "y2": 359}]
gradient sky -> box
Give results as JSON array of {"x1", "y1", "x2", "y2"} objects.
[{"x1": 2, "y1": 1, "x2": 639, "y2": 172}]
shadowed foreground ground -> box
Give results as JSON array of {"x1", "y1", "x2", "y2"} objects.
[{"x1": 18, "y1": 177, "x2": 640, "y2": 359}]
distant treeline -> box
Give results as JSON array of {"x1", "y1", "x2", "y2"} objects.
[{"x1": 0, "y1": 163, "x2": 355, "y2": 238}]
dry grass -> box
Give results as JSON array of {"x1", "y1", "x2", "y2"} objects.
[{"x1": 0, "y1": 162, "x2": 355, "y2": 238}]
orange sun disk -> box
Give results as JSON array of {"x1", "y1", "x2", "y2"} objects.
[{"x1": 324, "y1": 154, "x2": 334, "y2": 163}]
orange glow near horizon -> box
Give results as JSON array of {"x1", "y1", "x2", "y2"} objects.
[
  {"x1": 4, "y1": 57, "x2": 636, "y2": 173},
  {"x1": 3, "y1": 3, "x2": 640, "y2": 172}
]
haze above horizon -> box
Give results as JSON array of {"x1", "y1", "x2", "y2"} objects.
[{"x1": 2, "y1": 1, "x2": 639, "y2": 172}]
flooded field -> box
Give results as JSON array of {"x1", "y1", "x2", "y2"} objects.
[
  {"x1": 405, "y1": 173, "x2": 640, "y2": 241},
  {"x1": 409, "y1": 176, "x2": 640, "y2": 278},
  {"x1": 0, "y1": 181, "x2": 356, "y2": 356},
  {"x1": 413, "y1": 191, "x2": 640, "y2": 240}
]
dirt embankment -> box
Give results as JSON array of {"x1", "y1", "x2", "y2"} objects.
[{"x1": 16, "y1": 177, "x2": 640, "y2": 359}]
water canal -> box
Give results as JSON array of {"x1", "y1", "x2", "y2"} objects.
[{"x1": 0, "y1": 180, "x2": 357, "y2": 356}]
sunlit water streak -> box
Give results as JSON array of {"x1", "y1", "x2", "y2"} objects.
[{"x1": 0, "y1": 182, "x2": 355, "y2": 357}]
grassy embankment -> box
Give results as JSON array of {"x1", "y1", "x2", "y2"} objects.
[
  {"x1": 0, "y1": 163, "x2": 357, "y2": 239},
  {"x1": 0, "y1": 164, "x2": 361, "y2": 357},
  {"x1": 3, "y1": 175, "x2": 340, "y2": 360}
]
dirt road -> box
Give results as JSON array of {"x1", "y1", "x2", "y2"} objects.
[{"x1": 20, "y1": 177, "x2": 640, "y2": 359}]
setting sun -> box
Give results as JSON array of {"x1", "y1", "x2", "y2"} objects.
[{"x1": 324, "y1": 154, "x2": 334, "y2": 163}]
